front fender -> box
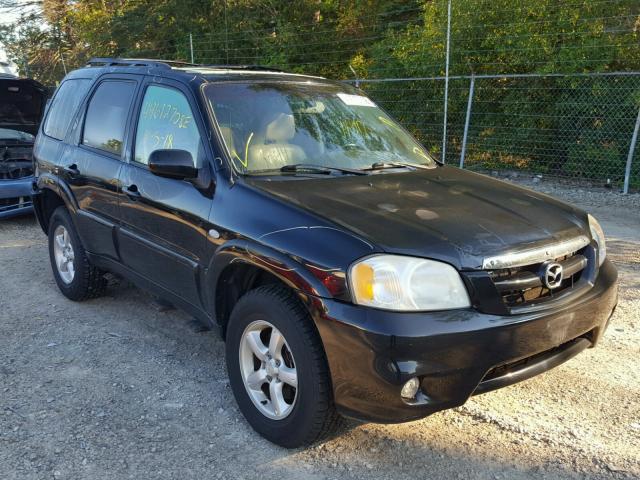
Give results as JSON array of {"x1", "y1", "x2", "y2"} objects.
[{"x1": 205, "y1": 238, "x2": 332, "y2": 318}]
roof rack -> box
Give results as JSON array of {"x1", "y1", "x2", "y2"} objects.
[
  {"x1": 187, "y1": 64, "x2": 285, "y2": 73},
  {"x1": 86, "y1": 58, "x2": 197, "y2": 69},
  {"x1": 86, "y1": 57, "x2": 284, "y2": 73}
]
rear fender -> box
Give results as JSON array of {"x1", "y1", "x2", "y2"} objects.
[
  {"x1": 33, "y1": 174, "x2": 79, "y2": 233},
  {"x1": 36, "y1": 173, "x2": 79, "y2": 212}
]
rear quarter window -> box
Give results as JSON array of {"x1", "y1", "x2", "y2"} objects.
[{"x1": 43, "y1": 79, "x2": 91, "y2": 140}]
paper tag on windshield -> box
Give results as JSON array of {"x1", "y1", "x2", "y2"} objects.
[{"x1": 337, "y1": 93, "x2": 376, "y2": 107}]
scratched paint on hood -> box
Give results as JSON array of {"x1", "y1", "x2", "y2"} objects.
[{"x1": 245, "y1": 166, "x2": 588, "y2": 269}]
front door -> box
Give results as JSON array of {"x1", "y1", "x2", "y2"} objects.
[{"x1": 117, "y1": 80, "x2": 213, "y2": 307}]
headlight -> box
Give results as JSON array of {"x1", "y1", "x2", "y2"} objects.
[
  {"x1": 588, "y1": 214, "x2": 606, "y2": 266},
  {"x1": 348, "y1": 255, "x2": 471, "y2": 311}
]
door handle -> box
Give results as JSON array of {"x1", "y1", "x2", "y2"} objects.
[
  {"x1": 63, "y1": 164, "x2": 80, "y2": 177},
  {"x1": 124, "y1": 184, "x2": 141, "y2": 199}
]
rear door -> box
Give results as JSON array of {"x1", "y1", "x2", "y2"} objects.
[
  {"x1": 117, "y1": 78, "x2": 213, "y2": 307},
  {"x1": 66, "y1": 75, "x2": 140, "y2": 258},
  {"x1": 35, "y1": 77, "x2": 91, "y2": 212}
]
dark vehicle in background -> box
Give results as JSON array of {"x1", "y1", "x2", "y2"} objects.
[
  {"x1": 1, "y1": 60, "x2": 18, "y2": 77},
  {"x1": 33, "y1": 59, "x2": 617, "y2": 448},
  {"x1": 0, "y1": 75, "x2": 47, "y2": 218}
]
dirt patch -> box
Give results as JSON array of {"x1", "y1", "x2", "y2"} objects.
[{"x1": 1, "y1": 181, "x2": 639, "y2": 480}]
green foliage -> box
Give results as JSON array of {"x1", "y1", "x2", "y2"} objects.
[{"x1": 1, "y1": 0, "x2": 638, "y2": 184}]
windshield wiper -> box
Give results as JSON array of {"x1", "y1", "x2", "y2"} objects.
[
  {"x1": 280, "y1": 163, "x2": 369, "y2": 176},
  {"x1": 365, "y1": 161, "x2": 430, "y2": 171}
]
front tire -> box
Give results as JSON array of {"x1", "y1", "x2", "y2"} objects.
[
  {"x1": 48, "y1": 207, "x2": 107, "y2": 301},
  {"x1": 226, "y1": 284, "x2": 340, "y2": 448}
]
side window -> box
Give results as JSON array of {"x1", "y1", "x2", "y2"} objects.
[
  {"x1": 43, "y1": 79, "x2": 91, "y2": 140},
  {"x1": 82, "y1": 81, "x2": 136, "y2": 155},
  {"x1": 134, "y1": 85, "x2": 202, "y2": 167}
]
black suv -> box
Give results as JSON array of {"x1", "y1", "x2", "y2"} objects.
[{"x1": 33, "y1": 58, "x2": 617, "y2": 448}]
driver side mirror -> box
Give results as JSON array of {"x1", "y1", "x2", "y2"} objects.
[{"x1": 148, "y1": 149, "x2": 198, "y2": 180}]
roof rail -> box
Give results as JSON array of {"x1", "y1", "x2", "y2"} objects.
[
  {"x1": 187, "y1": 64, "x2": 285, "y2": 73},
  {"x1": 86, "y1": 58, "x2": 286, "y2": 74},
  {"x1": 86, "y1": 58, "x2": 197, "y2": 69}
]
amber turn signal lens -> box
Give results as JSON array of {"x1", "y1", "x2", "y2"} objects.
[{"x1": 352, "y1": 262, "x2": 374, "y2": 301}]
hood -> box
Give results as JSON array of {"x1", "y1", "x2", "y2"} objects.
[
  {"x1": 0, "y1": 77, "x2": 48, "y2": 137},
  {"x1": 245, "y1": 166, "x2": 588, "y2": 269}
]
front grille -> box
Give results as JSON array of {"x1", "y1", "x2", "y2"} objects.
[
  {"x1": 0, "y1": 196, "x2": 32, "y2": 213},
  {"x1": 481, "y1": 330, "x2": 594, "y2": 383},
  {"x1": 487, "y1": 247, "x2": 588, "y2": 308},
  {"x1": 473, "y1": 330, "x2": 595, "y2": 395},
  {"x1": 0, "y1": 166, "x2": 32, "y2": 179},
  {"x1": 1, "y1": 144, "x2": 34, "y2": 180}
]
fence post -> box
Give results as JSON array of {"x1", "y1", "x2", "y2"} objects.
[
  {"x1": 22, "y1": 55, "x2": 30, "y2": 78},
  {"x1": 189, "y1": 33, "x2": 194, "y2": 63},
  {"x1": 623, "y1": 106, "x2": 640, "y2": 194},
  {"x1": 59, "y1": 50, "x2": 67, "y2": 75},
  {"x1": 459, "y1": 74, "x2": 475, "y2": 168},
  {"x1": 224, "y1": 0, "x2": 230, "y2": 63},
  {"x1": 441, "y1": 0, "x2": 452, "y2": 163}
]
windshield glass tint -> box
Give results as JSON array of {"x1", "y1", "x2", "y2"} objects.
[{"x1": 204, "y1": 82, "x2": 435, "y2": 173}]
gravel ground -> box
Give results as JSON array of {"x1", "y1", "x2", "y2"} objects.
[{"x1": 1, "y1": 178, "x2": 639, "y2": 480}]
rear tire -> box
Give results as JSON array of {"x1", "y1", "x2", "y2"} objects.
[
  {"x1": 226, "y1": 284, "x2": 341, "y2": 448},
  {"x1": 48, "y1": 206, "x2": 107, "y2": 301}
]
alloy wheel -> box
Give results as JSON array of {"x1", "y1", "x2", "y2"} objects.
[
  {"x1": 239, "y1": 320, "x2": 298, "y2": 420},
  {"x1": 53, "y1": 225, "x2": 75, "y2": 284}
]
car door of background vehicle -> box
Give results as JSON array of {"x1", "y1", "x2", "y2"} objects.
[
  {"x1": 65, "y1": 75, "x2": 140, "y2": 259},
  {"x1": 117, "y1": 79, "x2": 214, "y2": 308}
]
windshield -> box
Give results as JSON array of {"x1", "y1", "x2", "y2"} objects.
[{"x1": 204, "y1": 82, "x2": 436, "y2": 174}]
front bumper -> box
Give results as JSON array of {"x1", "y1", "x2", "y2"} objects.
[
  {"x1": 307, "y1": 259, "x2": 618, "y2": 423},
  {"x1": 0, "y1": 176, "x2": 35, "y2": 219}
]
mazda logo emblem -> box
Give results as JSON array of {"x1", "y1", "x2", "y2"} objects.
[{"x1": 541, "y1": 262, "x2": 564, "y2": 289}]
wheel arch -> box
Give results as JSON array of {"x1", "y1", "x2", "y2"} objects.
[
  {"x1": 207, "y1": 239, "x2": 331, "y2": 337},
  {"x1": 34, "y1": 175, "x2": 79, "y2": 234}
]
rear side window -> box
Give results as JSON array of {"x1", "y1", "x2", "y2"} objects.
[
  {"x1": 43, "y1": 79, "x2": 91, "y2": 140},
  {"x1": 82, "y1": 81, "x2": 136, "y2": 156}
]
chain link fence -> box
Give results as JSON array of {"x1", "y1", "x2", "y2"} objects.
[
  {"x1": 8, "y1": 0, "x2": 638, "y2": 190},
  {"x1": 358, "y1": 72, "x2": 640, "y2": 189},
  {"x1": 163, "y1": 2, "x2": 640, "y2": 191}
]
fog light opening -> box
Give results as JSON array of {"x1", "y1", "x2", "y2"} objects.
[{"x1": 401, "y1": 377, "x2": 420, "y2": 400}]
